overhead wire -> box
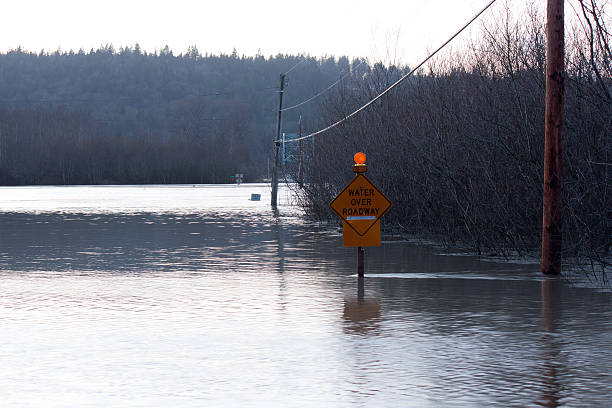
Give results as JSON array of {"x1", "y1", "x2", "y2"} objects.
[
  {"x1": 284, "y1": 58, "x2": 305, "y2": 75},
  {"x1": 277, "y1": 0, "x2": 499, "y2": 144},
  {"x1": 281, "y1": 0, "x2": 430, "y2": 114},
  {"x1": 281, "y1": 59, "x2": 368, "y2": 112}
]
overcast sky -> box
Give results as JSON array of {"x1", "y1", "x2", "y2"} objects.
[{"x1": 1, "y1": 0, "x2": 524, "y2": 64}]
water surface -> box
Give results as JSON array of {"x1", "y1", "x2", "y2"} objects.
[{"x1": 0, "y1": 185, "x2": 610, "y2": 407}]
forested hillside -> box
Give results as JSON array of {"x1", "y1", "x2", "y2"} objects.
[{"x1": 0, "y1": 46, "x2": 357, "y2": 184}]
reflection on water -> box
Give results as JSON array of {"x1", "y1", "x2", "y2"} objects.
[
  {"x1": 343, "y1": 278, "x2": 381, "y2": 336},
  {"x1": 539, "y1": 279, "x2": 563, "y2": 408},
  {"x1": 0, "y1": 185, "x2": 610, "y2": 407}
]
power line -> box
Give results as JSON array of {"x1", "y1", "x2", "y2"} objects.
[
  {"x1": 281, "y1": 59, "x2": 368, "y2": 112},
  {"x1": 284, "y1": 58, "x2": 305, "y2": 75},
  {"x1": 278, "y1": 0, "x2": 499, "y2": 144}
]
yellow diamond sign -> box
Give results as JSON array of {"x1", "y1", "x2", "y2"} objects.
[{"x1": 330, "y1": 174, "x2": 392, "y2": 236}]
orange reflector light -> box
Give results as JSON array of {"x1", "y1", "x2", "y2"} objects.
[{"x1": 353, "y1": 152, "x2": 366, "y2": 165}]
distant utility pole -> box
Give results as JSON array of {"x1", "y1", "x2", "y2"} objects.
[
  {"x1": 542, "y1": 0, "x2": 564, "y2": 275},
  {"x1": 271, "y1": 73, "x2": 285, "y2": 207},
  {"x1": 298, "y1": 115, "x2": 303, "y2": 185}
]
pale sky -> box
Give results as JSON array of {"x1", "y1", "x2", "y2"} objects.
[{"x1": 1, "y1": 0, "x2": 523, "y2": 64}]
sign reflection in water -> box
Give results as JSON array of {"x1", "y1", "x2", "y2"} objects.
[
  {"x1": 343, "y1": 278, "x2": 381, "y2": 336},
  {"x1": 0, "y1": 185, "x2": 610, "y2": 407}
]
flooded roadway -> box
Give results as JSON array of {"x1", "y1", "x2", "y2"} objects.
[{"x1": 0, "y1": 184, "x2": 610, "y2": 407}]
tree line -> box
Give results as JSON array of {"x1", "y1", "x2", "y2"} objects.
[
  {"x1": 0, "y1": 45, "x2": 357, "y2": 184},
  {"x1": 289, "y1": 2, "x2": 610, "y2": 272}
]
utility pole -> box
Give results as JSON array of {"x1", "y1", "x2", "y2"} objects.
[
  {"x1": 542, "y1": 0, "x2": 564, "y2": 275},
  {"x1": 271, "y1": 73, "x2": 285, "y2": 207},
  {"x1": 298, "y1": 115, "x2": 303, "y2": 185}
]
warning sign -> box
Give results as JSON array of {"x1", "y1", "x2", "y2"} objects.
[
  {"x1": 330, "y1": 174, "x2": 392, "y2": 236},
  {"x1": 343, "y1": 220, "x2": 381, "y2": 247}
]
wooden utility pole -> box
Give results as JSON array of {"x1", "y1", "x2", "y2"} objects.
[
  {"x1": 271, "y1": 74, "x2": 285, "y2": 207},
  {"x1": 542, "y1": 0, "x2": 564, "y2": 275},
  {"x1": 298, "y1": 115, "x2": 303, "y2": 185}
]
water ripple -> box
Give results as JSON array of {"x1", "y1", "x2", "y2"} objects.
[{"x1": 0, "y1": 185, "x2": 610, "y2": 407}]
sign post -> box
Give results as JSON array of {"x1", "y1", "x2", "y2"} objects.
[{"x1": 330, "y1": 152, "x2": 392, "y2": 277}]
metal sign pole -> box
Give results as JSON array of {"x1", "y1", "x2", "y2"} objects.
[{"x1": 357, "y1": 246, "x2": 365, "y2": 277}]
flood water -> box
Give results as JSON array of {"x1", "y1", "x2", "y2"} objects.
[{"x1": 0, "y1": 184, "x2": 610, "y2": 407}]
